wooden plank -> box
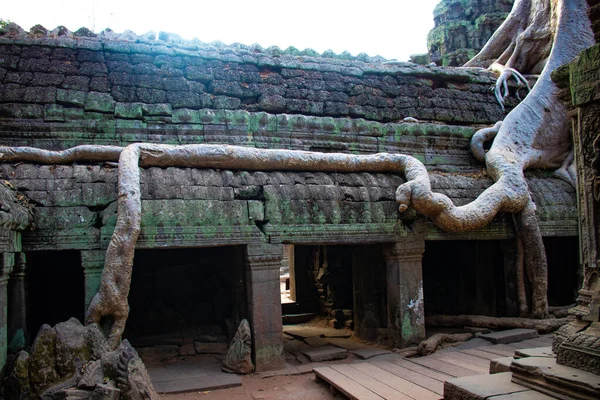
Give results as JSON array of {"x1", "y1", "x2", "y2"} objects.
[
  {"x1": 330, "y1": 364, "x2": 410, "y2": 400},
  {"x1": 461, "y1": 348, "x2": 506, "y2": 361},
  {"x1": 313, "y1": 366, "x2": 384, "y2": 400},
  {"x1": 408, "y1": 356, "x2": 483, "y2": 377},
  {"x1": 392, "y1": 358, "x2": 455, "y2": 382},
  {"x1": 430, "y1": 353, "x2": 489, "y2": 374},
  {"x1": 476, "y1": 345, "x2": 517, "y2": 357},
  {"x1": 370, "y1": 360, "x2": 445, "y2": 397},
  {"x1": 350, "y1": 363, "x2": 441, "y2": 400},
  {"x1": 438, "y1": 351, "x2": 492, "y2": 368}
]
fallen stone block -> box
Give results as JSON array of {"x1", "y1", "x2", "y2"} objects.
[
  {"x1": 480, "y1": 329, "x2": 539, "y2": 345},
  {"x1": 444, "y1": 372, "x2": 529, "y2": 400},
  {"x1": 349, "y1": 347, "x2": 391, "y2": 360},
  {"x1": 301, "y1": 345, "x2": 348, "y2": 362},
  {"x1": 490, "y1": 356, "x2": 514, "y2": 374}
]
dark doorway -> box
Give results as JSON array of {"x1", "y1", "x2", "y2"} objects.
[
  {"x1": 423, "y1": 240, "x2": 506, "y2": 317},
  {"x1": 124, "y1": 246, "x2": 246, "y2": 344},
  {"x1": 545, "y1": 236, "x2": 580, "y2": 306},
  {"x1": 27, "y1": 251, "x2": 84, "y2": 341}
]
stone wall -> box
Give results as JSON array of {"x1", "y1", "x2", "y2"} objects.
[
  {"x1": 0, "y1": 25, "x2": 517, "y2": 153},
  {"x1": 427, "y1": 0, "x2": 514, "y2": 66},
  {"x1": 0, "y1": 163, "x2": 576, "y2": 253}
]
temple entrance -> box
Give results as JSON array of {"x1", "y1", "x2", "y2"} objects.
[
  {"x1": 423, "y1": 240, "x2": 509, "y2": 317},
  {"x1": 124, "y1": 246, "x2": 246, "y2": 356},
  {"x1": 545, "y1": 236, "x2": 580, "y2": 307},
  {"x1": 285, "y1": 244, "x2": 387, "y2": 341},
  {"x1": 27, "y1": 250, "x2": 85, "y2": 341},
  {"x1": 423, "y1": 237, "x2": 581, "y2": 319}
]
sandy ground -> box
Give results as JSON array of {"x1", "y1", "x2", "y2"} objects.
[{"x1": 161, "y1": 373, "x2": 337, "y2": 400}]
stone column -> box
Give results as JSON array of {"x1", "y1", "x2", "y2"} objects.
[
  {"x1": 81, "y1": 250, "x2": 105, "y2": 315},
  {"x1": 8, "y1": 253, "x2": 27, "y2": 352},
  {"x1": 0, "y1": 252, "x2": 15, "y2": 374},
  {"x1": 245, "y1": 243, "x2": 285, "y2": 372},
  {"x1": 383, "y1": 237, "x2": 426, "y2": 348}
]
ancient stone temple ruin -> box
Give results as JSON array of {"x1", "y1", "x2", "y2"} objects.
[
  {"x1": 426, "y1": 0, "x2": 514, "y2": 66},
  {"x1": 0, "y1": 0, "x2": 598, "y2": 397}
]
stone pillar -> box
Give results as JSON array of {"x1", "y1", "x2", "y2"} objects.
[
  {"x1": 8, "y1": 253, "x2": 27, "y2": 352},
  {"x1": 81, "y1": 250, "x2": 105, "y2": 315},
  {"x1": 383, "y1": 237, "x2": 426, "y2": 348},
  {"x1": 245, "y1": 243, "x2": 285, "y2": 372},
  {"x1": 0, "y1": 252, "x2": 15, "y2": 374},
  {"x1": 285, "y1": 244, "x2": 296, "y2": 301}
]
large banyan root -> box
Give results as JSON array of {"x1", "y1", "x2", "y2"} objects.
[
  {"x1": 466, "y1": 0, "x2": 593, "y2": 318},
  {"x1": 0, "y1": 1, "x2": 593, "y2": 348},
  {"x1": 0, "y1": 140, "x2": 577, "y2": 346},
  {"x1": 417, "y1": 332, "x2": 474, "y2": 356},
  {"x1": 426, "y1": 314, "x2": 572, "y2": 334}
]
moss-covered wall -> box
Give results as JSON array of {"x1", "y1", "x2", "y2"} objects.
[{"x1": 0, "y1": 25, "x2": 517, "y2": 152}]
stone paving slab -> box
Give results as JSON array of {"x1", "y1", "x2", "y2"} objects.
[
  {"x1": 153, "y1": 374, "x2": 241, "y2": 394},
  {"x1": 444, "y1": 372, "x2": 529, "y2": 400},
  {"x1": 452, "y1": 338, "x2": 493, "y2": 350},
  {"x1": 301, "y1": 345, "x2": 348, "y2": 362},
  {"x1": 515, "y1": 347, "x2": 554, "y2": 359},
  {"x1": 304, "y1": 336, "x2": 329, "y2": 347},
  {"x1": 326, "y1": 337, "x2": 366, "y2": 350},
  {"x1": 491, "y1": 390, "x2": 555, "y2": 399},
  {"x1": 349, "y1": 347, "x2": 391, "y2": 360},
  {"x1": 283, "y1": 327, "x2": 322, "y2": 339},
  {"x1": 194, "y1": 341, "x2": 228, "y2": 354},
  {"x1": 147, "y1": 356, "x2": 241, "y2": 394},
  {"x1": 479, "y1": 329, "x2": 539, "y2": 345}
]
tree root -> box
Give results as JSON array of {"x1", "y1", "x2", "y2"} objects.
[
  {"x1": 470, "y1": 121, "x2": 502, "y2": 162},
  {"x1": 467, "y1": 0, "x2": 593, "y2": 319},
  {"x1": 0, "y1": 0, "x2": 592, "y2": 348},
  {"x1": 417, "y1": 332, "x2": 474, "y2": 356},
  {"x1": 426, "y1": 314, "x2": 572, "y2": 334},
  {"x1": 0, "y1": 141, "x2": 575, "y2": 345}
]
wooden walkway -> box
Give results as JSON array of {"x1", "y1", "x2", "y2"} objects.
[{"x1": 313, "y1": 336, "x2": 553, "y2": 400}]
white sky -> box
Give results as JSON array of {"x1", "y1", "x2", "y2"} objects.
[{"x1": 3, "y1": 0, "x2": 440, "y2": 61}]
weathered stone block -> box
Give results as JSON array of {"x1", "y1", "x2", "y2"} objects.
[
  {"x1": 33, "y1": 207, "x2": 97, "y2": 229},
  {"x1": 114, "y1": 102, "x2": 143, "y2": 119},
  {"x1": 172, "y1": 108, "x2": 201, "y2": 123},
  {"x1": 56, "y1": 88, "x2": 87, "y2": 106},
  {"x1": 82, "y1": 183, "x2": 117, "y2": 206},
  {"x1": 23, "y1": 86, "x2": 56, "y2": 103},
  {"x1": 180, "y1": 186, "x2": 234, "y2": 201},
  {"x1": 84, "y1": 91, "x2": 116, "y2": 113},
  {"x1": 143, "y1": 103, "x2": 172, "y2": 116},
  {"x1": 444, "y1": 373, "x2": 528, "y2": 400},
  {"x1": 28, "y1": 324, "x2": 59, "y2": 392},
  {"x1": 62, "y1": 75, "x2": 90, "y2": 91},
  {"x1": 480, "y1": 329, "x2": 539, "y2": 345},
  {"x1": 0, "y1": 103, "x2": 43, "y2": 118},
  {"x1": 44, "y1": 104, "x2": 64, "y2": 121}
]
